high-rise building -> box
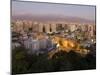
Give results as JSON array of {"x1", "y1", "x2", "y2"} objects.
[{"x1": 38, "y1": 23, "x2": 57, "y2": 33}]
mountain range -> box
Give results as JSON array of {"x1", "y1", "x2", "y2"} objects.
[{"x1": 12, "y1": 14, "x2": 95, "y2": 24}]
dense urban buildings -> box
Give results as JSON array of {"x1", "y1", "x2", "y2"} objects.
[
  {"x1": 11, "y1": 20, "x2": 96, "y2": 56},
  {"x1": 12, "y1": 1, "x2": 96, "y2": 74},
  {"x1": 11, "y1": 20, "x2": 95, "y2": 36}
]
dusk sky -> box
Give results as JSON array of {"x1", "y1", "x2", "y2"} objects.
[{"x1": 12, "y1": 1, "x2": 96, "y2": 21}]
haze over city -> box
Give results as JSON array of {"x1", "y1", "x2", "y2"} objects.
[{"x1": 12, "y1": 1, "x2": 95, "y2": 23}]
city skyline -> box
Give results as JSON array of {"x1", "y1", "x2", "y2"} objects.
[{"x1": 12, "y1": 1, "x2": 96, "y2": 21}]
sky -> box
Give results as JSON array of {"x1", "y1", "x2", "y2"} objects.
[{"x1": 12, "y1": 1, "x2": 96, "y2": 21}]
